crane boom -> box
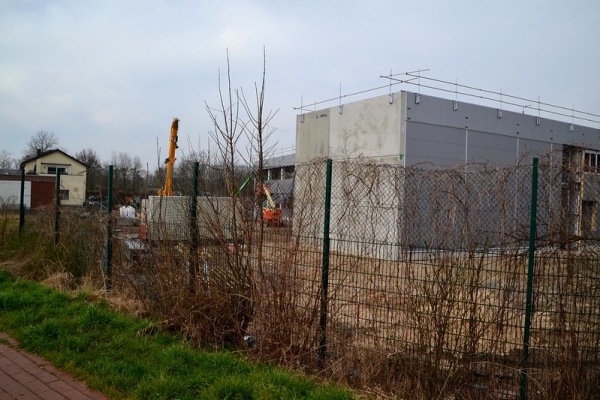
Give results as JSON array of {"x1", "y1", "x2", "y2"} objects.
[
  {"x1": 159, "y1": 117, "x2": 179, "y2": 196},
  {"x1": 261, "y1": 183, "x2": 277, "y2": 209}
]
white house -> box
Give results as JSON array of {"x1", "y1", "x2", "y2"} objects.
[{"x1": 20, "y1": 149, "x2": 88, "y2": 206}]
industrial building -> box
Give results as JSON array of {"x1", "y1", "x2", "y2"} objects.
[
  {"x1": 263, "y1": 152, "x2": 295, "y2": 218},
  {"x1": 293, "y1": 90, "x2": 600, "y2": 253},
  {"x1": 296, "y1": 90, "x2": 599, "y2": 166}
]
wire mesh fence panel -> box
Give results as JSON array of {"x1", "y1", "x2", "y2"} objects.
[
  {"x1": 286, "y1": 155, "x2": 600, "y2": 399},
  {"x1": 23, "y1": 152, "x2": 598, "y2": 399}
]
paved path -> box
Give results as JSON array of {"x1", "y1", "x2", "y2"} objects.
[{"x1": 0, "y1": 333, "x2": 108, "y2": 400}]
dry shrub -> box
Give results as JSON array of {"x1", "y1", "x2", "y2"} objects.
[
  {"x1": 0, "y1": 200, "x2": 19, "y2": 247},
  {"x1": 278, "y1": 156, "x2": 599, "y2": 399},
  {"x1": 103, "y1": 292, "x2": 148, "y2": 318},
  {"x1": 5, "y1": 152, "x2": 599, "y2": 399},
  {"x1": 247, "y1": 232, "x2": 323, "y2": 368},
  {"x1": 8, "y1": 205, "x2": 105, "y2": 282},
  {"x1": 109, "y1": 229, "x2": 254, "y2": 348},
  {"x1": 42, "y1": 272, "x2": 77, "y2": 291}
]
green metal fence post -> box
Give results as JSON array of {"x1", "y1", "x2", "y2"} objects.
[
  {"x1": 520, "y1": 157, "x2": 538, "y2": 400},
  {"x1": 105, "y1": 165, "x2": 114, "y2": 291},
  {"x1": 54, "y1": 170, "x2": 61, "y2": 245},
  {"x1": 319, "y1": 159, "x2": 333, "y2": 365},
  {"x1": 19, "y1": 168, "x2": 25, "y2": 235},
  {"x1": 189, "y1": 161, "x2": 200, "y2": 292}
]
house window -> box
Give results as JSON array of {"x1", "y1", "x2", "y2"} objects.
[
  {"x1": 59, "y1": 190, "x2": 69, "y2": 200},
  {"x1": 270, "y1": 168, "x2": 281, "y2": 180},
  {"x1": 283, "y1": 165, "x2": 295, "y2": 179},
  {"x1": 47, "y1": 166, "x2": 67, "y2": 175}
]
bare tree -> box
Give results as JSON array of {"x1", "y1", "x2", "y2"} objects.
[
  {"x1": 76, "y1": 148, "x2": 104, "y2": 197},
  {"x1": 205, "y1": 48, "x2": 277, "y2": 229},
  {"x1": 240, "y1": 47, "x2": 278, "y2": 171},
  {"x1": 131, "y1": 156, "x2": 143, "y2": 195},
  {"x1": 24, "y1": 130, "x2": 59, "y2": 159},
  {"x1": 206, "y1": 50, "x2": 245, "y2": 201},
  {"x1": 110, "y1": 151, "x2": 133, "y2": 196},
  {"x1": 235, "y1": 48, "x2": 279, "y2": 278},
  {"x1": 239, "y1": 47, "x2": 278, "y2": 232},
  {"x1": 75, "y1": 148, "x2": 101, "y2": 167},
  {"x1": 202, "y1": 49, "x2": 276, "y2": 344},
  {"x1": 0, "y1": 150, "x2": 15, "y2": 169},
  {"x1": 172, "y1": 148, "x2": 206, "y2": 194}
]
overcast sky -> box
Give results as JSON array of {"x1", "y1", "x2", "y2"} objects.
[{"x1": 1, "y1": 0, "x2": 599, "y2": 168}]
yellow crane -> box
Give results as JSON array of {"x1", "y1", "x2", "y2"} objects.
[{"x1": 159, "y1": 117, "x2": 179, "y2": 196}]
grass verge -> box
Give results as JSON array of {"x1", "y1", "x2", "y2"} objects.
[{"x1": 0, "y1": 270, "x2": 353, "y2": 399}]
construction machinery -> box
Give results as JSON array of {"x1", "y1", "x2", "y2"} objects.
[
  {"x1": 235, "y1": 176, "x2": 282, "y2": 226},
  {"x1": 260, "y1": 182, "x2": 283, "y2": 226},
  {"x1": 158, "y1": 118, "x2": 179, "y2": 196}
]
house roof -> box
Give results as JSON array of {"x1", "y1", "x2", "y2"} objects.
[
  {"x1": 264, "y1": 153, "x2": 295, "y2": 169},
  {"x1": 19, "y1": 149, "x2": 89, "y2": 169}
]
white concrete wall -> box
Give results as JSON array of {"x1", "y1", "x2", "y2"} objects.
[
  {"x1": 296, "y1": 92, "x2": 406, "y2": 164},
  {"x1": 141, "y1": 196, "x2": 239, "y2": 241},
  {"x1": 329, "y1": 93, "x2": 404, "y2": 163},
  {"x1": 0, "y1": 181, "x2": 31, "y2": 209},
  {"x1": 294, "y1": 93, "x2": 407, "y2": 259},
  {"x1": 295, "y1": 111, "x2": 330, "y2": 163},
  {"x1": 140, "y1": 196, "x2": 191, "y2": 241}
]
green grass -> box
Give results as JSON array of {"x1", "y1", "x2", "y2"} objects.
[{"x1": 0, "y1": 270, "x2": 353, "y2": 399}]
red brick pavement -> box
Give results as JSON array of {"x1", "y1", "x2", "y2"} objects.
[{"x1": 0, "y1": 333, "x2": 108, "y2": 400}]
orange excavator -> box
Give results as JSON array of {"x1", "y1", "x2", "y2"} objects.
[
  {"x1": 259, "y1": 182, "x2": 283, "y2": 227},
  {"x1": 235, "y1": 176, "x2": 282, "y2": 226},
  {"x1": 159, "y1": 118, "x2": 179, "y2": 196}
]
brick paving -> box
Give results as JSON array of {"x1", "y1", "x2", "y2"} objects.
[{"x1": 0, "y1": 333, "x2": 108, "y2": 400}]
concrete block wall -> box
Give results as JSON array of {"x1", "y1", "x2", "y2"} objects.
[{"x1": 140, "y1": 196, "x2": 239, "y2": 242}]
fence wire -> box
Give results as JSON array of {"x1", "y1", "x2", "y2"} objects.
[
  {"x1": 287, "y1": 156, "x2": 598, "y2": 399},
  {"x1": 80, "y1": 154, "x2": 600, "y2": 399}
]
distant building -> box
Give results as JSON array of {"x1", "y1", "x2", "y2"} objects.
[
  {"x1": 0, "y1": 169, "x2": 55, "y2": 209},
  {"x1": 264, "y1": 152, "x2": 295, "y2": 204},
  {"x1": 20, "y1": 149, "x2": 88, "y2": 206},
  {"x1": 263, "y1": 152, "x2": 295, "y2": 224},
  {"x1": 0, "y1": 169, "x2": 20, "y2": 176}
]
